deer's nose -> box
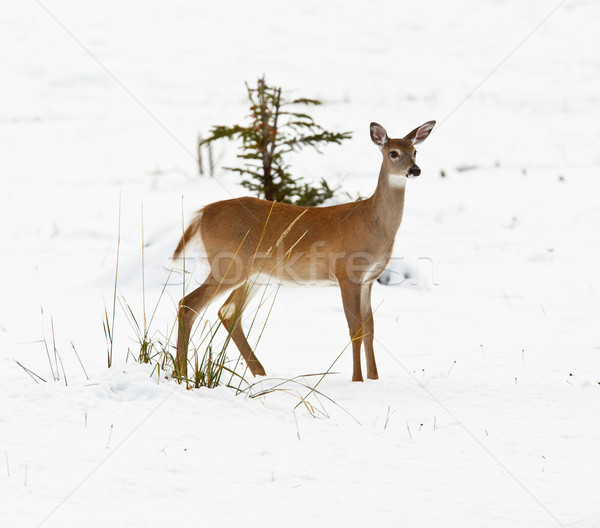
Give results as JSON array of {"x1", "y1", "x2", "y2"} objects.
[{"x1": 408, "y1": 165, "x2": 421, "y2": 176}]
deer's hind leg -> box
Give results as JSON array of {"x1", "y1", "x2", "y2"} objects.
[
  {"x1": 218, "y1": 283, "x2": 266, "y2": 377},
  {"x1": 175, "y1": 275, "x2": 239, "y2": 378}
]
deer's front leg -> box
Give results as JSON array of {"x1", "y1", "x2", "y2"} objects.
[
  {"x1": 339, "y1": 280, "x2": 365, "y2": 382},
  {"x1": 360, "y1": 282, "x2": 378, "y2": 380}
]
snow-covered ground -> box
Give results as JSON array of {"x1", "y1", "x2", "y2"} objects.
[{"x1": 1, "y1": 1, "x2": 600, "y2": 526}]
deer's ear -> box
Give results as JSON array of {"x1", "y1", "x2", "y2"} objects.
[
  {"x1": 370, "y1": 122, "x2": 388, "y2": 147},
  {"x1": 404, "y1": 120, "x2": 436, "y2": 145}
]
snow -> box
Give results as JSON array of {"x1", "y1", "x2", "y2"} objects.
[{"x1": 1, "y1": 1, "x2": 600, "y2": 527}]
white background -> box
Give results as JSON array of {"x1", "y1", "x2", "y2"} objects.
[{"x1": 1, "y1": 1, "x2": 599, "y2": 526}]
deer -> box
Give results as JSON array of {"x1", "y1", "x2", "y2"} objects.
[{"x1": 172, "y1": 120, "x2": 435, "y2": 382}]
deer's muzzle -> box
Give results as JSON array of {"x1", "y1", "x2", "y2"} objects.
[{"x1": 407, "y1": 165, "x2": 421, "y2": 177}]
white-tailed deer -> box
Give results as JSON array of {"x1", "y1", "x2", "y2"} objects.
[{"x1": 173, "y1": 120, "x2": 435, "y2": 381}]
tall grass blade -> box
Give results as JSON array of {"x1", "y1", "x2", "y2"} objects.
[
  {"x1": 14, "y1": 361, "x2": 46, "y2": 384},
  {"x1": 70, "y1": 341, "x2": 89, "y2": 380},
  {"x1": 40, "y1": 307, "x2": 57, "y2": 381},
  {"x1": 107, "y1": 191, "x2": 122, "y2": 368}
]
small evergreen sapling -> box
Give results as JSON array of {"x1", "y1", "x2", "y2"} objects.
[{"x1": 200, "y1": 76, "x2": 352, "y2": 206}]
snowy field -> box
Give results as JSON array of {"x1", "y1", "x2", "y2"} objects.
[{"x1": 1, "y1": 1, "x2": 600, "y2": 526}]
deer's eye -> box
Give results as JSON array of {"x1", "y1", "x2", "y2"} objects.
[
  {"x1": 413, "y1": 150, "x2": 418, "y2": 157},
  {"x1": 390, "y1": 151, "x2": 399, "y2": 159}
]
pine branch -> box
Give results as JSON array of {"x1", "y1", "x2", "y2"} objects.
[
  {"x1": 199, "y1": 125, "x2": 248, "y2": 145},
  {"x1": 287, "y1": 98, "x2": 322, "y2": 106},
  {"x1": 199, "y1": 76, "x2": 352, "y2": 206}
]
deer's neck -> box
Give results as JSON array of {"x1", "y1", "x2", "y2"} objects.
[{"x1": 369, "y1": 166, "x2": 407, "y2": 239}]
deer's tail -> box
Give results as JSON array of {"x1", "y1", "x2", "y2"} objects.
[{"x1": 172, "y1": 210, "x2": 204, "y2": 263}]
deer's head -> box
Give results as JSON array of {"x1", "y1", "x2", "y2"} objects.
[{"x1": 370, "y1": 120, "x2": 436, "y2": 180}]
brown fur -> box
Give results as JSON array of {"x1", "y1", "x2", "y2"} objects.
[
  {"x1": 173, "y1": 211, "x2": 203, "y2": 261},
  {"x1": 172, "y1": 120, "x2": 435, "y2": 381}
]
